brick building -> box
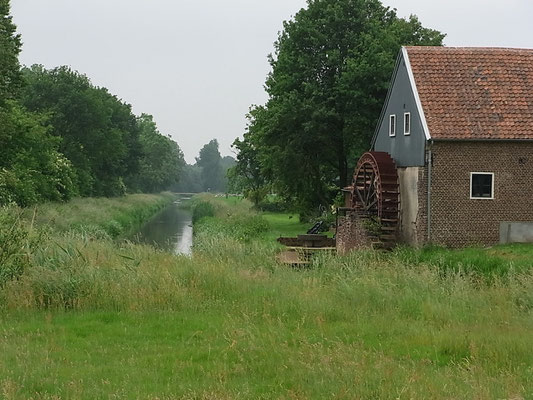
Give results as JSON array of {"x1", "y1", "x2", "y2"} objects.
[{"x1": 340, "y1": 47, "x2": 533, "y2": 249}]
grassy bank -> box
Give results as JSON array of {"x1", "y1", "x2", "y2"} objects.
[
  {"x1": 0, "y1": 192, "x2": 175, "y2": 293},
  {"x1": 21, "y1": 192, "x2": 176, "y2": 238},
  {"x1": 192, "y1": 193, "x2": 311, "y2": 243},
  {"x1": 1, "y1": 194, "x2": 533, "y2": 398}
]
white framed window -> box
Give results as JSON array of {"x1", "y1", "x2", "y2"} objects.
[
  {"x1": 404, "y1": 112, "x2": 411, "y2": 135},
  {"x1": 470, "y1": 172, "x2": 494, "y2": 199},
  {"x1": 389, "y1": 114, "x2": 396, "y2": 137}
]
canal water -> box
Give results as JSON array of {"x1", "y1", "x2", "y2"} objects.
[{"x1": 133, "y1": 196, "x2": 193, "y2": 255}]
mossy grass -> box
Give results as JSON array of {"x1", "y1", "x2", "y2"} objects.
[{"x1": 1, "y1": 193, "x2": 533, "y2": 398}]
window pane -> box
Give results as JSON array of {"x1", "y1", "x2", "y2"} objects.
[
  {"x1": 404, "y1": 113, "x2": 410, "y2": 134},
  {"x1": 471, "y1": 174, "x2": 493, "y2": 198}
]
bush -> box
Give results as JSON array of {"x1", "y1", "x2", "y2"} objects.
[
  {"x1": 195, "y1": 214, "x2": 270, "y2": 243},
  {"x1": 0, "y1": 168, "x2": 37, "y2": 206},
  {"x1": 0, "y1": 208, "x2": 37, "y2": 287},
  {"x1": 192, "y1": 201, "x2": 215, "y2": 223},
  {"x1": 309, "y1": 211, "x2": 336, "y2": 233},
  {"x1": 0, "y1": 103, "x2": 80, "y2": 207},
  {"x1": 256, "y1": 197, "x2": 289, "y2": 212},
  {"x1": 104, "y1": 220, "x2": 124, "y2": 238}
]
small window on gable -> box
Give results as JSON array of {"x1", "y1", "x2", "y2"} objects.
[
  {"x1": 404, "y1": 112, "x2": 411, "y2": 135},
  {"x1": 470, "y1": 173, "x2": 494, "y2": 199},
  {"x1": 389, "y1": 115, "x2": 396, "y2": 137}
]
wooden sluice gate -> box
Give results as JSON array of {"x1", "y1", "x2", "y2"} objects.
[{"x1": 277, "y1": 234, "x2": 336, "y2": 267}]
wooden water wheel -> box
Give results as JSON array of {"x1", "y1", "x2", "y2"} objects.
[{"x1": 350, "y1": 151, "x2": 400, "y2": 244}]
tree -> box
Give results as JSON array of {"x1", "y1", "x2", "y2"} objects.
[
  {"x1": 172, "y1": 164, "x2": 204, "y2": 193},
  {"x1": 0, "y1": 102, "x2": 77, "y2": 206},
  {"x1": 20, "y1": 65, "x2": 143, "y2": 196},
  {"x1": 0, "y1": 0, "x2": 22, "y2": 106},
  {"x1": 220, "y1": 156, "x2": 236, "y2": 193},
  {"x1": 195, "y1": 139, "x2": 224, "y2": 192},
  {"x1": 129, "y1": 114, "x2": 185, "y2": 193},
  {"x1": 0, "y1": 1, "x2": 184, "y2": 204},
  {"x1": 221, "y1": 156, "x2": 236, "y2": 176},
  {"x1": 231, "y1": 112, "x2": 270, "y2": 204},
  {"x1": 0, "y1": 1, "x2": 77, "y2": 206},
  {"x1": 235, "y1": 0, "x2": 444, "y2": 212}
]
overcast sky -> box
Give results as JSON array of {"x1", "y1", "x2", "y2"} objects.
[{"x1": 11, "y1": 0, "x2": 533, "y2": 163}]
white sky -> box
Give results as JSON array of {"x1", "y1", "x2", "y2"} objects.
[{"x1": 11, "y1": 0, "x2": 533, "y2": 163}]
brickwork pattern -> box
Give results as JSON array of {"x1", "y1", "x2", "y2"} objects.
[
  {"x1": 427, "y1": 141, "x2": 533, "y2": 247},
  {"x1": 336, "y1": 213, "x2": 373, "y2": 254},
  {"x1": 415, "y1": 166, "x2": 428, "y2": 246}
]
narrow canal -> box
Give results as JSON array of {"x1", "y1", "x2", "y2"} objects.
[{"x1": 133, "y1": 196, "x2": 193, "y2": 255}]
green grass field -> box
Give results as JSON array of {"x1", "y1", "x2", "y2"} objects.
[
  {"x1": 216, "y1": 194, "x2": 321, "y2": 240},
  {"x1": 1, "y1": 194, "x2": 533, "y2": 399},
  {"x1": 261, "y1": 212, "x2": 309, "y2": 241}
]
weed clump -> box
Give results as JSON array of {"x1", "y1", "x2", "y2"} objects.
[
  {"x1": 195, "y1": 214, "x2": 270, "y2": 242},
  {"x1": 192, "y1": 201, "x2": 215, "y2": 223},
  {"x1": 392, "y1": 244, "x2": 533, "y2": 280},
  {"x1": 0, "y1": 208, "x2": 39, "y2": 287}
]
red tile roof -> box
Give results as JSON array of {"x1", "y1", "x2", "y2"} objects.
[{"x1": 405, "y1": 46, "x2": 533, "y2": 140}]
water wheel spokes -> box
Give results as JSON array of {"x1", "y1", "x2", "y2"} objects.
[{"x1": 350, "y1": 151, "x2": 400, "y2": 245}]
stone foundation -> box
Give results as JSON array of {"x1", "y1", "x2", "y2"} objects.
[{"x1": 336, "y1": 213, "x2": 373, "y2": 254}]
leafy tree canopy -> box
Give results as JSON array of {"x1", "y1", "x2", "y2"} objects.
[
  {"x1": 230, "y1": 110, "x2": 270, "y2": 203},
  {"x1": 0, "y1": 0, "x2": 22, "y2": 106},
  {"x1": 0, "y1": 1, "x2": 77, "y2": 206},
  {"x1": 20, "y1": 65, "x2": 143, "y2": 197},
  {"x1": 195, "y1": 139, "x2": 225, "y2": 192},
  {"x1": 0, "y1": 101, "x2": 77, "y2": 206},
  {"x1": 171, "y1": 164, "x2": 204, "y2": 193},
  {"x1": 173, "y1": 154, "x2": 235, "y2": 194},
  {"x1": 0, "y1": 1, "x2": 187, "y2": 206},
  {"x1": 234, "y1": 0, "x2": 444, "y2": 212},
  {"x1": 128, "y1": 114, "x2": 185, "y2": 193}
]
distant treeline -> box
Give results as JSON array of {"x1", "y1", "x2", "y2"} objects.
[
  {"x1": 0, "y1": 0, "x2": 238, "y2": 206},
  {"x1": 173, "y1": 139, "x2": 235, "y2": 194},
  {"x1": 1, "y1": 1, "x2": 185, "y2": 206}
]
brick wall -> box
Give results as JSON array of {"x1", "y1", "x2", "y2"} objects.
[
  {"x1": 415, "y1": 166, "x2": 428, "y2": 246},
  {"x1": 336, "y1": 213, "x2": 373, "y2": 254},
  {"x1": 426, "y1": 141, "x2": 533, "y2": 247}
]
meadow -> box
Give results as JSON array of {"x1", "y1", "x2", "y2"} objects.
[{"x1": 1, "y1": 194, "x2": 533, "y2": 399}]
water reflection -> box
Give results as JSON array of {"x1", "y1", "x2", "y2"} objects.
[{"x1": 133, "y1": 198, "x2": 193, "y2": 255}]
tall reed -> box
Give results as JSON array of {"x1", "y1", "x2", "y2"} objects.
[{"x1": 1, "y1": 194, "x2": 533, "y2": 398}]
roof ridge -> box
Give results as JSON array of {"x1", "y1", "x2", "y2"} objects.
[{"x1": 404, "y1": 46, "x2": 533, "y2": 52}]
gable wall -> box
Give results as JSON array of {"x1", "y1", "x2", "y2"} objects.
[
  {"x1": 426, "y1": 141, "x2": 533, "y2": 247},
  {"x1": 373, "y1": 54, "x2": 426, "y2": 167}
]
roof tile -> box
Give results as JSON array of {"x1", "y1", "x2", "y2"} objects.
[{"x1": 405, "y1": 46, "x2": 533, "y2": 140}]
